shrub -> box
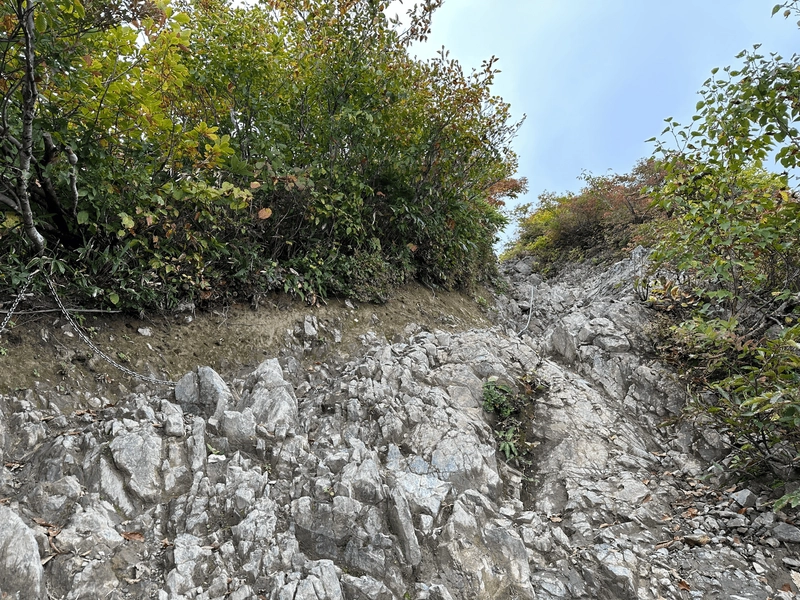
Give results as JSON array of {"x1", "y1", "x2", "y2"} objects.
[
  {"x1": 504, "y1": 159, "x2": 663, "y2": 275},
  {"x1": 0, "y1": 0, "x2": 522, "y2": 309}
]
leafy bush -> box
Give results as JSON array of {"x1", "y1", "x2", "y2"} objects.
[
  {"x1": 504, "y1": 159, "x2": 663, "y2": 275},
  {"x1": 0, "y1": 0, "x2": 522, "y2": 309},
  {"x1": 648, "y1": 2, "x2": 800, "y2": 490}
]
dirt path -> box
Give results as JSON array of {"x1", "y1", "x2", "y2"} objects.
[{"x1": 0, "y1": 282, "x2": 494, "y2": 404}]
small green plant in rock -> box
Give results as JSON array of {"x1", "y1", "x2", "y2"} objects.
[
  {"x1": 482, "y1": 374, "x2": 544, "y2": 471},
  {"x1": 482, "y1": 377, "x2": 517, "y2": 418},
  {"x1": 775, "y1": 488, "x2": 800, "y2": 512},
  {"x1": 498, "y1": 427, "x2": 519, "y2": 460}
]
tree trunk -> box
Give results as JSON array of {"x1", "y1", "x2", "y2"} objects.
[{"x1": 16, "y1": 0, "x2": 45, "y2": 254}]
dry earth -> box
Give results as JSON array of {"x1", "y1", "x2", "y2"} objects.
[{"x1": 0, "y1": 282, "x2": 494, "y2": 402}]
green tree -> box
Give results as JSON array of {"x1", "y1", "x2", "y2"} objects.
[{"x1": 650, "y1": 2, "x2": 800, "y2": 481}]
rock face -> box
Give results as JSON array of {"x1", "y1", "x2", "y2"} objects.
[{"x1": 1, "y1": 249, "x2": 800, "y2": 599}]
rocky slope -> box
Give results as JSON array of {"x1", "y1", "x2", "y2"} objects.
[{"x1": 2, "y1": 250, "x2": 800, "y2": 599}]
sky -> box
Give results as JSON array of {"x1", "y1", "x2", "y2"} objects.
[{"x1": 386, "y1": 1, "x2": 799, "y2": 243}]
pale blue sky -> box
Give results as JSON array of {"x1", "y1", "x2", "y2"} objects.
[{"x1": 389, "y1": 1, "x2": 798, "y2": 241}]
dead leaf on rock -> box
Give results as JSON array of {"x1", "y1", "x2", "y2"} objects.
[
  {"x1": 549, "y1": 514, "x2": 563, "y2": 523},
  {"x1": 684, "y1": 534, "x2": 710, "y2": 547},
  {"x1": 791, "y1": 570, "x2": 800, "y2": 588},
  {"x1": 678, "y1": 580, "x2": 691, "y2": 591},
  {"x1": 123, "y1": 531, "x2": 145, "y2": 542}
]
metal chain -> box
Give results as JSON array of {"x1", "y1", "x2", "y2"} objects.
[
  {"x1": 43, "y1": 272, "x2": 176, "y2": 388},
  {"x1": 0, "y1": 269, "x2": 38, "y2": 338}
]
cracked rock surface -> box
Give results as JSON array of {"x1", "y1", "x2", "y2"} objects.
[{"x1": 2, "y1": 249, "x2": 800, "y2": 599}]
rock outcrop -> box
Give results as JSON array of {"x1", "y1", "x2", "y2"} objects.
[{"x1": 1, "y1": 250, "x2": 799, "y2": 599}]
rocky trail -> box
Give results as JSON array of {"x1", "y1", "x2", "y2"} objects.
[{"x1": 2, "y1": 251, "x2": 800, "y2": 599}]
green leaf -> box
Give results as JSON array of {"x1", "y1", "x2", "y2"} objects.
[
  {"x1": 108, "y1": 292, "x2": 120, "y2": 305},
  {"x1": 34, "y1": 12, "x2": 47, "y2": 32},
  {"x1": 77, "y1": 211, "x2": 89, "y2": 225}
]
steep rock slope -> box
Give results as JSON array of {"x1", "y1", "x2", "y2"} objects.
[{"x1": 1, "y1": 251, "x2": 799, "y2": 599}]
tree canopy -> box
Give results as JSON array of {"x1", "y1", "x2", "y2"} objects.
[{"x1": 0, "y1": 0, "x2": 524, "y2": 307}]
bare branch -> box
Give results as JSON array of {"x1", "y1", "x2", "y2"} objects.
[{"x1": 0, "y1": 192, "x2": 19, "y2": 212}]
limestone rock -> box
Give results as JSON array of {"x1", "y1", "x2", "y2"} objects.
[{"x1": 0, "y1": 506, "x2": 44, "y2": 599}]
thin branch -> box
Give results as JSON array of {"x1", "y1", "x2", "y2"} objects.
[{"x1": 0, "y1": 192, "x2": 19, "y2": 212}]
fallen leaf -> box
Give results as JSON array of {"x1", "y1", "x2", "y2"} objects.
[
  {"x1": 780, "y1": 583, "x2": 793, "y2": 592},
  {"x1": 257, "y1": 207, "x2": 272, "y2": 220},
  {"x1": 791, "y1": 570, "x2": 800, "y2": 588},
  {"x1": 122, "y1": 531, "x2": 145, "y2": 542},
  {"x1": 682, "y1": 507, "x2": 698, "y2": 518},
  {"x1": 250, "y1": 181, "x2": 261, "y2": 189},
  {"x1": 642, "y1": 494, "x2": 653, "y2": 503},
  {"x1": 549, "y1": 515, "x2": 563, "y2": 523},
  {"x1": 678, "y1": 580, "x2": 691, "y2": 591},
  {"x1": 684, "y1": 534, "x2": 710, "y2": 547}
]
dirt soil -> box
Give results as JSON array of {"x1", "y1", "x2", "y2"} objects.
[{"x1": 0, "y1": 282, "x2": 495, "y2": 407}]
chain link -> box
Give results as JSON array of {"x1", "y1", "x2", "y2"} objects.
[
  {"x1": 42, "y1": 272, "x2": 176, "y2": 388},
  {"x1": 0, "y1": 269, "x2": 38, "y2": 338}
]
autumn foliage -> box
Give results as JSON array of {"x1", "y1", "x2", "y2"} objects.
[
  {"x1": 0, "y1": 0, "x2": 522, "y2": 307},
  {"x1": 504, "y1": 159, "x2": 663, "y2": 274}
]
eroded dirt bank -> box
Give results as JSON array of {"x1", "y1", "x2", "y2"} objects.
[{"x1": 0, "y1": 282, "x2": 493, "y2": 399}]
